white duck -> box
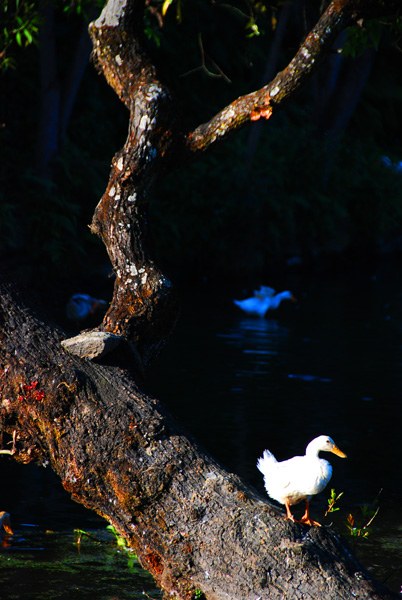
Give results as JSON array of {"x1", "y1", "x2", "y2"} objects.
[
  {"x1": 66, "y1": 294, "x2": 108, "y2": 323},
  {"x1": 233, "y1": 289, "x2": 295, "y2": 318},
  {"x1": 257, "y1": 435, "x2": 347, "y2": 526}
]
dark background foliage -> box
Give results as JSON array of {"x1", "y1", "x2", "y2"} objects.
[{"x1": 1, "y1": 0, "x2": 402, "y2": 294}]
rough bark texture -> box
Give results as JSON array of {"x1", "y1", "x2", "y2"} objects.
[
  {"x1": 0, "y1": 280, "x2": 399, "y2": 600},
  {"x1": 87, "y1": 1, "x2": 182, "y2": 371}
]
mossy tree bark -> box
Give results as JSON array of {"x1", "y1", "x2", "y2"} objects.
[{"x1": 1, "y1": 0, "x2": 401, "y2": 599}]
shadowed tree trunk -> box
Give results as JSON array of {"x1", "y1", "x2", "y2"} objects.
[
  {"x1": 1, "y1": 0, "x2": 401, "y2": 598},
  {"x1": 243, "y1": 0, "x2": 300, "y2": 173},
  {"x1": 314, "y1": 45, "x2": 377, "y2": 183},
  {"x1": 35, "y1": 1, "x2": 97, "y2": 180}
]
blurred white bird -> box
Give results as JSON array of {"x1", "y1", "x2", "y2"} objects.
[
  {"x1": 253, "y1": 285, "x2": 276, "y2": 298},
  {"x1": 233, "y1": 289, "x2": 295, "y2": 318},
  {"x1": 66, "y1": 294, "x2": 108, "y2": 323},
  {"x1": 380, "y1": 156, "x2": 402, "y2": 173},
  {"x1": 0, "y1": 511, "x2": 13, "y2": 535},
  {"x1": 257, "y1": 435, "x2": 347, "y2": 526}
]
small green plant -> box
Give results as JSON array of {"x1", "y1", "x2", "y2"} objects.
[
  {"x1": 344, "y1": 490, "x2": 382, "y2": 550},
  {"x1": 107, "y1": 524, "x2": 138, "y2": 562},
  {"x1": 74, "y1": 525, "x2": 138, "y2": 569},
  {"x1": 106, "y1": 524, "x2": 129, "y2": 550},
  {"x1": 325, "y1": 489, "x2": 381, "y2": 546},
  {"x1": 325, "y1": 488, "x2": 344, "y2": 517},
  {"x1": 74, "y1": 528, "x2": 102, "y2": 546},
  {"x1": 345, "y1": 502, "x2": 380, "y2": 540}
]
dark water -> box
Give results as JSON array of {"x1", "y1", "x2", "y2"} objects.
[
  {"x1": 0, "y1": 462, "x2": 162, "y2": 600},
  {"x1": 148, "y1": 264, "x2": 402, "y2": 592},
  {"x1": 0, "y1": 525, "x2": 160, "y2": 600},
  {"x1": 1, "y1": 264, "x2": 402, "y2": 595}
]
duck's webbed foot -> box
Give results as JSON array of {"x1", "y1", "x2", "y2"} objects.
[
  {"x1": 299, "y1": 500, "x2": 321, "y2": 526},
  {"x1": 299, "y1": 515, "x2": 321, "y2": 526},
  {"x1": 284, "y1": 500, "x2": 322, "y2": 526},
  {"x1": 284, "y1": 501, "x2": 296, "y2": 522}
]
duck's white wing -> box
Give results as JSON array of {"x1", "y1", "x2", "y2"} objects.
[
  {"x1": 259, "y1": 286, "x2": 276, "y2": 297},
  {"x1": 258, "y1": 455, "x2": 312, "y2": 505},
  {"x1": 234, "y1": 297, "x2": 268, "y2": 316},
  {"x1": 266, "y1": 455, "x2": 304, "y2": 485},
  {"x1": 273, "y1": 456, "x2": 333, "y2": 502}
]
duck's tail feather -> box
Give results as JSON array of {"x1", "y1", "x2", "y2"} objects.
[{"x1": 257, "y1": 449, "x2": 277, "y2": 473}]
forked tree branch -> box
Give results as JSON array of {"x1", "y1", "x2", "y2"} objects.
[{"x1": 62, "y1": 0, "x2": 399, "y2": 370}]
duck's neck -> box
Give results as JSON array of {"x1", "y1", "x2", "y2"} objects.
[
  {"x1": 269, "y1": 294, "x2": 281, "y2": 309},
  {"x1": 305, "y1": 440, "x2": 322, "y2": 458},
  {"x1": 270, "y1": 292, "x2": 288, "y2": 309}
]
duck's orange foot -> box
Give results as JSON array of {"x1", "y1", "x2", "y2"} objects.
[
  {"x1": 299, "y1": 515, "x2": 321, "y2": 527},
  {"x1": 285, "y1": 515, "x2": 296, "y2": 523}
]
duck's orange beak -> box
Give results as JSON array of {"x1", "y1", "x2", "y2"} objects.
[{"x1": 331, "y1": 445, "x2": 347, "y2": 458}]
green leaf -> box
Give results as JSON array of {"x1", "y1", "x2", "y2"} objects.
[
  {"x1": 23, "y1": 28, "x2": 32, "y2": 44},
  {"x1": 246, "y1": 18, "x2": 261, "y2": 38}
]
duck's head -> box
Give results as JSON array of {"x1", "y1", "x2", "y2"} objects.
[
  {"x1": 307, "y1": 435, "x2": 347, "y2": 458},
  {"x1": 280, "y1": 291, "x2": 297, "y2": 302}
]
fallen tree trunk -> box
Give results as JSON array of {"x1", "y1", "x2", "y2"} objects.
[{"x1": 0, "y1": 279, "x2": 398, "y2": 600}]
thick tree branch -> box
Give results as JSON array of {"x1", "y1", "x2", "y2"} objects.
[
  {"x1": 185, "y1": 0, "x2": 400, "y2": 154},
  {"x1": 76, "y1": 0, "x2": 182, "y2": 371}
]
